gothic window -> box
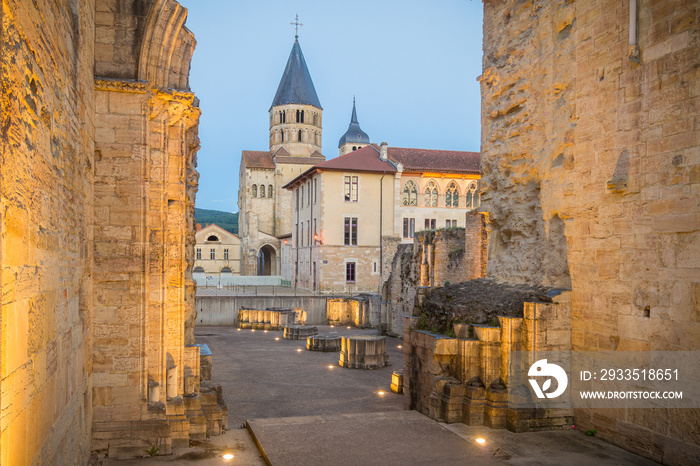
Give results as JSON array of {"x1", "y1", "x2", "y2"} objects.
[
  {"x1": 402, "y1": 180, "x2": 418, "y2": 206},
  {"x1": 269, "y1": 185, "x2": 273, "y2": 198},
  {"x1": 446, "y1": 182, "x2": 459, "y2": 207},
  {"x1": 424, "y1": 181, "x2": 438, "y2": 207},
  {"x1": 252, "y1": 184, "x2": 257, "y2": 197},
  {"x1": 465, "y1": 181, "x2": 479, "y2": 208}
]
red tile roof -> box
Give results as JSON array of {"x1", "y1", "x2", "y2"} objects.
[
  {"x1": 314, "y1": 145, "x2": 396, "y2": 172},
  {"x1": 242, "y1": 151, "x2": 274, "y2": 169},
  {"x1": 387, "y1": 146, "x2": 480, "y2": 174}
]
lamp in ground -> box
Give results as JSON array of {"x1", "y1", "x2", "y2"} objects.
[
  {"x1": 296, "y1": 348, "x2": 302, "y2": 352},
  {"x1": 223, "y1": 453, "x2": 234, "y2": 460},
  {"x1": 475, "y1": 438, "x2": 486, "y2": 445},
  {"x1": 378, "y1": 391, "x2": 385, "y2": 396}
]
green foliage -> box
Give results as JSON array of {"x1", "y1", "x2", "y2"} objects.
[
  {"x1": 445, "y1": 326, "x2": 456, "y2": 338},
  {"x1": 195, "y1": 208, "x2": 238, "y2": 234},
  {"x1": 144, "y1": 445, "x2": 159, "y2": 456},
  {"x1": 585, "y1": 429, "x2": 597, "y2": 437},
  {"x1": 444, "y1": 281, "x2": 451, "y2": 287}
]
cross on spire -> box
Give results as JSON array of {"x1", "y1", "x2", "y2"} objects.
[{"x1": 290, "y1": 14, "x2": 303, "y2": 39}]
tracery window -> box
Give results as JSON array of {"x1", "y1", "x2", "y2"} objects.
[
  {"x1": 402, "y1": 180, "x2": 418, "y2": 206},
  {"x1": 424, "y1": 181, "x2": 438, "y2": 207},
  {"x1": 445, "y1": 181, "x2": 459, "y2": 208},
  {"x1": 466, "y1": 181, "x2": 479, "y2": 209}
]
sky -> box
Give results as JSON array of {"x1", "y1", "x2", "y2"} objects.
[{"x1": 179, "y1": 0, "x2": 484, "y2": 213}]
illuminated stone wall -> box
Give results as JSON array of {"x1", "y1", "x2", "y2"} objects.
[
  {"x1": 481, "y1": 0, "x2": 699, "y2": 462},
  {"x1": 1, "y1": 0, "x2": 96, "y2": 464}
]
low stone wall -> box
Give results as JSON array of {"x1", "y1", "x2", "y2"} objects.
[
  {"x1": 237, "y1": 308, "x2": 305, "y2": 329},
  {"x1": 196, "y1": 296, "x2": 329, "y2": 325},
  {"x1": 403, "y1": 293, "x2": 573, "y2": 432}
]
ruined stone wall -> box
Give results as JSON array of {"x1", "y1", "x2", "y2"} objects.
[
  {"x1": 1, "y1": 1, "x2": 96, "y2": 464},
  {"x1": 481, "y1": 0, "x2": 699, "y2": 462}
]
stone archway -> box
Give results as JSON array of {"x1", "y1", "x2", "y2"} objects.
[{"x1": 257, "y1": 244, "x2": 277, "y2": 276}]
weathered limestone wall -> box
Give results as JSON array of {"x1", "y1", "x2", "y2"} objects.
[
  {"x1": 383, "y1": 213, "x2": 488, "y2": 337},
  {"x1": 403, "y1": 293, "x2": 573, "y2": 431},
  {"x1": 481, "y1": 0, "x2": 699, "y2": 462},
  {"x1": 1, "y1": 1, "x2": 96, "y2": 464}
]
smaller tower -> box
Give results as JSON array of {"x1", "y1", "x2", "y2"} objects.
[{"x1": 338, "y1": 97, "x2": 370, "y2": 156}]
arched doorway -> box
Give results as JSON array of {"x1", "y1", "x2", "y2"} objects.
[{"x1": 257, "y1": 245, "x2": 276, "y2": 276}]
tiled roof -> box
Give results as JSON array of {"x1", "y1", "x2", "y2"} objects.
[
  {"x1": 242, "y1": 151, "x2": 275, "y2": 169},
  {"x1": 388, "y1": 147, "x2": 480, "y2": 174},
  {"x1": 315, "y1": 145, "x2": 396, "y2": 172},
  {"x1": 274, "y1": 155, "x2": 326, "y2": 165}
]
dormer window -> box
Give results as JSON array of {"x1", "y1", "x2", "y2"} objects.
[{"x1": 207, "y1": 235, "x2": 218, "y2": 242}]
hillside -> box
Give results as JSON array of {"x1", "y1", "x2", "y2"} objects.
[{"x1": 195, "y1": 208, "x2": 238, "y2": 234}]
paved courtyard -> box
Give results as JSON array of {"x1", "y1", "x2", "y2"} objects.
[{"x1": 106, "y1": 325, "x2": 660, "y2": 465}]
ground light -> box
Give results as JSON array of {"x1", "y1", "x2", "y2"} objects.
[
  {"x1": 475, "y1": 438, "x2": 486, "y2": 445},
  {"x1": 296, "y1": 348, "x2": 302, "y2": 352},
  {"x1": 237, "y1": 329, "x2": 241, "y2": 331},
  {"x1": 275, "y1": 337, "x2": 279, "y2": 341},
  {"x1": 397, "y1": 345, "x2": 402, "y2": 349},
  {"x1": 378, "y1": 391, "x2": 385, "y2": 396},
  {"x1": 328, "y1": 365, "x2": 334, "y2": 369},
  {"x1": 222, "y1": 453, "x2": 234, "y2": 460}
]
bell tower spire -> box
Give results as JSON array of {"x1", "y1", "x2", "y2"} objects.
[{"x1": 269, "y1": 21, "x2": 322, "y2": 157}]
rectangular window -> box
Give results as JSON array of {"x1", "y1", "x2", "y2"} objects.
[
  {"x1": 431, "y1": 219, "x2": 436, "y2": 230},
  {"x1": 224, "y1": 248, "x2": 229, "y2": 260},
  {"x1": 344, "y1": 217, "x2": 358, "y2": 246},
  {"x1": 403, "y1": 218, "x2": 415, "y2": 238},
  {"x1": 446, "y1": 219, "x2": 457, "y2": 228},
  {"x1": 314, "y1": 178, "x2": 317, "y2": 203},
  {"x1": 307, "y1": 182, "x2": 311, "y2": 206},
  {"x1": 344, "y1": 176, "x2": 358, "y2": 202},
  {"x1": 301, "y1": 223, "x2": 304, "y2": 247},
  {"x1": 425, "y1": 219, "x2": 436, "y2": 230},
  {"x1": 346, "y1": 262, "x2": 356, "y2": 282},
  {"x1": 307, "y1": 220, "x2": 310, "y2": 245},
  {"x1": 210, "y1": 248, "x2": 215, "y2": 260},
  {"x1": 295, "y1": 222, "x2": 299, "y2": 247},
  {"x1": 196, "y1": 248, "x2": 201, "y2": 260},
  {"x1": 314, "y1": 218, "x2": 317, "y2": 236},
  {"x1": 300, "y1": 186, "x2": 304, "y2": 207},
  {"x1": 296, "y1": 187, "x2": 299, "y2": 210}
]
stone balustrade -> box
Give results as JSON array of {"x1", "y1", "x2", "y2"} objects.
[
  {"x1": 339, "y1": 335, "x2": 390, "y2": 369},
  {"x1": 238, "y1": 307, "x2": 305, "y2": 330}
]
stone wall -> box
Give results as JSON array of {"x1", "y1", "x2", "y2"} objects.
[
  {"x1": 403, "y1": 293, "x2": 573, "y2": 431},
  {"x1": 383, "y1": 213, "x2": 488, "y2": 337},
  {"x1": 1, "y1": 0, "x2": 96, "y2": 464},
  {"x1": 480, "y1": 0, "x2": 699, "y2": 463}
]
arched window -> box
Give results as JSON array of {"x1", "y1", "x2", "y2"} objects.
[
  {"x1": 424, "y1": 181, "x2": 438, "y2": 207},
  {"x1": 259, "y1": 184, "x2": 266, "y2": 198},
  {"x1": 352, "y1": 146, "x2": 356, "y2": 151},
  {"x1": 252, "y1": 184, "x2": 257, "y2": 197},
  {"x1": 296, "y1": 109, "x2": 300, "y2": 122},
  {"x1": 207, "y1": 235, "x2": 218, "y2": 242},
  {"x1": 402, "y1": 180, "x2": 418, "y2": 206},
  {"x1": 298, "y1": 130, "x2": 302, "y2": 142},
  {"x1": 445, "y1": 182, "x2": 459, "y2": 207},
  {"x1": 301, "y1": 110, "x2": 304, "y2": 123},
  {"x1": 466, "y1": 181, "x2": 478, "y2": 208},
  {"x1": 281, "y1": 131, "x2": 284, "y2": 143},
  {"x1": 269, "y1": 185, "x2": 273, "y2": 198}
]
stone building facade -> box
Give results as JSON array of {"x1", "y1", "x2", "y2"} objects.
[
  {"x1": 1, "y1": 1, "x2": 225, "y2": 463},
  {"x1": 284, "y1": 143, "x2": 481, "y2": 293},
  {"x1": 238, "y1": 38, "x2": 326, "y2": 277},
  {"x1": 480, "y1": 0, "x2": 699, "y2": 463},
  {"x1": 194, "y1": 224, "x2": 241, "y2": 275}
]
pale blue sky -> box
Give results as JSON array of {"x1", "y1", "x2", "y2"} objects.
[{"x1": 179, "y1": 1, "x2": 484, "y2": 213}]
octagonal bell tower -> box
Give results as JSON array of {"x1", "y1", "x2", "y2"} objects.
[{"x1": 269, "y1": 37, "x2": 323, "y2": 156}]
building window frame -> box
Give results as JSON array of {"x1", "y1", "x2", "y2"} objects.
[
  {"x1": 224, "y1": 248, "x2": 229, "y2": 260},
  {"x1": 196, "y1": 248, "x2": 201, "y2": 260},
  {"x1": 209, "y1": 248, "x2": 216, "y2": 260},
  {"x1": 403, "y1": 218, "x2": 415, "y2": 238},
  {"x1": 344, "y1": 175, "x2": 358, "y2": 202},
  {"x1": 402, "y1": 180, "x2": 418, "y2": 206},
  {"x1": 344, "y1": 217, "x2": 358, "y2": 246},
  {"x1": 346, "y1": 262, "x2": 356, "y2": 283}
]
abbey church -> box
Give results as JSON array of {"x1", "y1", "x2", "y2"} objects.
[{"x1": 238, "y1": 37, "x2": 481, "y2": 287}]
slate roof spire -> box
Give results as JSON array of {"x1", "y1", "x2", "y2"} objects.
[
  {"x1": 270, "y1": 39, "x2": 322, "y2": 110},
  {"x1": 338, "y1": 97, "x2": 370, "y2": 147}
]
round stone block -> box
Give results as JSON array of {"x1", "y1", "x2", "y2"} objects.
[
  {"x1": 339, "y1": 335, "x2": 390, "y2": 369},
  {"x1": 282, "y1": 325, "x2": 318, "y2": 340},
  {"x1": 306, "y1": 334, "x2": 342, "y2": 352}
]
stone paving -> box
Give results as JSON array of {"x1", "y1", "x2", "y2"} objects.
[{"x1": 105, "y1": 325, "x2": 660, "y2": 465}]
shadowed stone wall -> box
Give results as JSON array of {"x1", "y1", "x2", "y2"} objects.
[{"x1": 481, "y1": 1, "x2": 699, "y2": 463}]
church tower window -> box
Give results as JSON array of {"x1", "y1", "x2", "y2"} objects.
[
  {"x1": 269, "y1": 185, "x2": 274, "y2": 198},
  {"x1": 402, "y1": 180, "x2": 418, "y2": 206},
  {"x1": 446, "y1": 182, "x2": 459, "y2": 207},
  {"x1": 424, "y1": 181, "x2": 438, "y2": 207},
  {"x1": 252, "y1": 184, "x2": 257, "y2": 197},
  {"x1": 281, "y1": 131, "x2": 284, "y2": 143},
  {"x1": 298, "y1": 130, "x2": 302, "y2": 141},
  {"x1": 466, "y1": 181, "x2": 479, "y2": 208},
  {"x1": 259, "y1": 184, "x2": 265, "y2": 198}
]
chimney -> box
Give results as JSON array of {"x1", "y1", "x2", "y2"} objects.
[
  {"x1": 196, "y1": 223, "x2": 202, "y2": 232},
  {"x1": 380, "y1": 142, "x2": 388, "y2": 161}
]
